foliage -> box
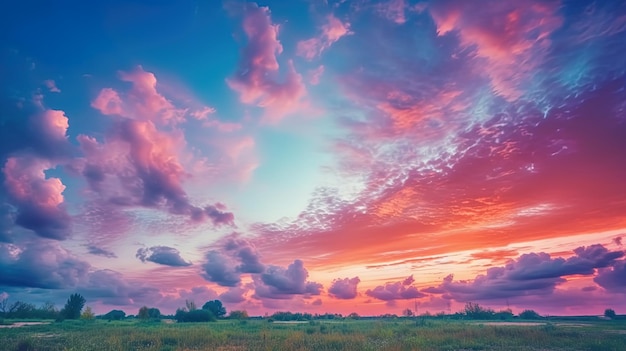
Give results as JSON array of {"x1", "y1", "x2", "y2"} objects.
[
  {"x1": 0, "y1": 299, "x2": 59, "y2": 319},
  {"x1": 138, "y1": 306, "x2": 150, "y2": 320},
  {"x1": 229, "y1": 310, "x2": 249, "y2": 319},
  {"x1": 494, "y1": 309, "x2": 514, "y2": 320},
  {"x1": 185, "y1": 300, "x2": 197, "y2": 312},
  {"x1": 519, "y1": 309, "x2": 542, "y2": 320},
  {"x1": 605, "y1": 309, "x2": 617, "y2": 319},
  {"x1": 271, "y1": 311, "x2": 314, "y2": 321},
  {"x1": 80, "y1": 306, "x2": 95, "y2": 320},
  {"x1": 101, "y1": 310, "x2": 126, "y2": 321},
  {"x1": 464, "y1": 302, "x2": 495, "y2": 320},
  {"x1": 61, "y1": 293, "x2": 86, "y2": 320},
  {"x1": 202, "y1": 300, "x2": 226, "y2": 318},
  {"x1": 402, "y1": 308, "x2": 414, "y2": 317},
  {"x1": 148, "y1": 308, "x2": 161, "y2": 319},
  {"x1": 347, "y1": 312, "x2": 360, "y2": 320},
  {"x1": 3, "y1": 318, "x2": 626, "y2": 351},
  {"x1": 174, "y1": 308, "x2": 215, "y2": 322}
]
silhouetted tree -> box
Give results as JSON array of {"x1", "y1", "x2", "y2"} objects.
[
  {"x1": 103, "y1": 310, "x2": 126, "y2": 321},
  {"x1": 175, "y1": 308, "x2": 215, "y2": 322},
  {"x1": 148, "y1": 308, "x2": 161, "y2": 319},
  {"x1": 61, "y1": 293, "x2": 86, "y2": 320},
  {"x1": 229, "y1": 310, "x2": 249, "y2": 319},
  {"x1": 464, "y1": 302, "x2": 495, "y2": 320},
  {"x1": 202, "y1": 300, "x2": 226, "y2": 318},
  {"x1": 138, "y1": 306, "x2": 150, "y2": 320},
  {"x1": 605, "y1": 308, "x2": 617, "y2": 319},
  {"x1": 519, "y1": 309, "x2": 541, "y2": 319}
]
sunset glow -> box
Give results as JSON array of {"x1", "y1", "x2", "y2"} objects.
[{"x1": 1, "y1": 0, "x2": 625, "y2": 317}]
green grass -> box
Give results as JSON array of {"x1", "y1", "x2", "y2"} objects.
[{"x1": 1, "y1": 318, "x2": 625, "y2": 350}]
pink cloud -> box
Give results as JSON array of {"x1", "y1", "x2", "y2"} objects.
[
  {"x1": 43, "y1": 79, "x2": 60, "y2": 93},
  {"x1": 376, "y1": 0, "x2": 408, "y2": 24},
  {"x1": 92, "y1": 66, "x2": 186, "y2": 125},
  {"x1": 297, "y1": 14, "x2": 351, "y2": 60},
  {"x1": 328, "y1": 277, "x2": 360, "y2": 299},
  {"x1": 428, "y1": 0, "x2": 563, "y2": 100},
  {"x1": 91, "y1": 88, "x2": 126, "y2": 116},
  {"x1": 309, "y1": 65, "x2": 325, "y2": 85},
  {"x1": 190, "y1": 106, "x2": 216, "y2": 121},
  {"x1": 3, "y1": 157, "x2": 71, "y2": 240},
  {"x1": 77, "y1": 118, "x2": 234, "y2": 226},
  {"x1": 37, "y1": 110, "x2": 69, "y2": 141},
  {"x1": 227, "y1": 3, "x2": 307, "y2": 123}
]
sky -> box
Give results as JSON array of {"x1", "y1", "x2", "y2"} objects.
[{"x1": 0, "y1": 0, "x2": 625, "y2": 317}]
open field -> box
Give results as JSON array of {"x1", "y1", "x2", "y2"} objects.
[{"x1": 1, "y1": 318, "x2": 625, "y2": 351}]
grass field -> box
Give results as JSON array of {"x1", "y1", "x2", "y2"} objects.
[{"x1": 1, "y1": 318, "x2": 625, "y2": 351}]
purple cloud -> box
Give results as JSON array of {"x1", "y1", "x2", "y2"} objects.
[
  {"x1": 365, "y1": 275, "x2": 425, "y2": 302},
  {"x1": 0, "y1": 241, "x2": 89, "y2": 289},
  {"x1": 328, "y1": 277, "x2": 360, "y2": 299},
  {"x1": 87, "y1": 245, "x2": 117, "y2": 258},
  {"x1": 427, "y1": 245, "x2": 625, "y2": 302},
  {"x1": 201, "y1": 233, "x2": 264, "y2": 286},
  {"x1": 136, "y1": 246, "x2": 191, "y2": 267},
  {"x1": 3, "y1": 157, "x2": 71, "y2": 240},
  {"x1": 255, "y1": 259, "x2": 323, "y2": 299}
]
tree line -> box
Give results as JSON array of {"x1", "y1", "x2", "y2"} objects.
[{"x1": 1, "y1": 295, "x2": 622, "y2": 322}]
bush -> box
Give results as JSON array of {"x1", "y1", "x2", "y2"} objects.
[
  {"x1": 102, "y1": 310, "x2": 126, "y2": 321},
  {"x1": 604, "y1": 309, "x2": 616, "y2": 319},
  {"x1": 175, "y1": 308, "x2": 215, "y2": 322},
  {"x1": 464, "y1": 302, "x2": 495, "y2": 320},
  {"x1": 519, "y1": 309, "x2": 542, "y2": 320}
]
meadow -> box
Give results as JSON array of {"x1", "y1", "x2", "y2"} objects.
[{"x1": 2, "y1": 318, "x2": 626, "y2": 351}]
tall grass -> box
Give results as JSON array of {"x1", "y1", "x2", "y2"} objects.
[{"x1": 1, "y1": 318, "x2": 625, "y2": 351}]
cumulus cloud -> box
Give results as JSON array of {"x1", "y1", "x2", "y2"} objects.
[
  {"x1": 594, "y1": 259, "x2": 626, "y2": 292},
  {"x1": 297, "y1": 14, "x2": 351, "y2": 60},
  {"x1": 79, "y1": 269, "x2": 163, "y2": 306},
  {"x1": 202, "y1": 251, "x2": 241, "y2": 287},
  {"x1": 2, "y1": 157, "x2": 71, "y2": 240},
  {"x1": 219, "y1": 286, "x2": 248, "y2": 303},
  {"x1": 255, "y1": 259, "x2": 323, "y2": 299},
  {"x1": 86, "y1": 245, "x2": 117, "y2": 258},
  {"x1": 226, "y1": 3, "x2": 306, "y2": 123},
  {"x1": 328, "y1": 276, "x2": 360, "y2": 299},
  {"x1": 77, "y1": 119, "x2": 234, "y2": 226},
  {"x1": 0, "y1": 241, "x2": 89, "y2": 289},
  {"x1": 365, "y1": 275, "x2": 425, "y2": 302},
  {"x1": 136, "y1": 246, "x2": 191, "y2": 267},
  {"x1": 201, "y1": 233, "x2": 264, "y2": 286},
  {"x1": 427, "y1": 245, "x2": 624, "y2": 302},
  {"x1": 92, "y1": 66, "x2": 185, "y2": 125}
]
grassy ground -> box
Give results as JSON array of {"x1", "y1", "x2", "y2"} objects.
[{"x1": 1, "y1": 318, "x2": 625, "y2": 351}]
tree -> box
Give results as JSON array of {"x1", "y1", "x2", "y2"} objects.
[
  {"x1": 61, "y1": 293, "x2": 86, "y2": 320},
  {"x1": 402, "y1": 308, "x2": 414, "y2": 317},
  {"x1": 138, "y1": 306, "x2": 150, "y2": 320},
  {"x1": 202, "y1": 300, "x2": 226, "y2": 318},
  {"x1": 519, "y1": 309, "x2": 541, "y2": 320},
  {"x1": 81, "y1": 306, "x2": 95, "y2": 320},
  {"x1": 148, "y1": 308, "x2": 161, "y2": 319},
  {"x1": 464, "y1": 302, "x2": 495, "y2": 320},
  {"x1": 605, "y1": 308, "x2": 617, "y2": 319},
  {"x1": 103, "y1": 310, "x2": 126, "y2": 321},
  {"x1": 185, "y1": 300, "x2": 197, "y2": 311},
  {"x1": 175, "y1": 308, "x2": 215, "y2": 322},
  {"x1": 229, "y1": 310, "x2": 249, "y2": 319}
]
